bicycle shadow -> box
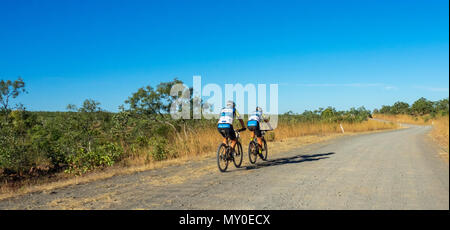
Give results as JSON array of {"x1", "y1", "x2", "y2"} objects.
[{"x1": 244, "y1": 152, "x2": 335, "y2": 170}]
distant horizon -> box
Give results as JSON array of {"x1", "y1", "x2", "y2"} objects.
[{"x1": 1, "y1": 0, "x2": 448, "y2": 113}]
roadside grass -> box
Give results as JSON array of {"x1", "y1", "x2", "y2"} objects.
[
  {"x1": 0, "y1": 119, "x2": 398, "y2": 200},
  {"x1": 430, "y1": 116, "x2": 449, "y2": 152},
  {"x1": 171, "y1": 119, "x2": 398, "y2": 159}
]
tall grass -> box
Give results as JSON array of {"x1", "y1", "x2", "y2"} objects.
[
  {"x1": 169, "y1": 119, "x2": 398, "y2": 159},
  {"x1": 430, "y1": 116, "x2": 449, "y2": 150}
]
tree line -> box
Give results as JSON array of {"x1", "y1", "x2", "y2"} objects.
[
  {"x1": 373, "y1": 97, "x2": 449, "y2": 117},
  {"x1": 282, "y1": 106, "x2": 373, "y2": 124}
]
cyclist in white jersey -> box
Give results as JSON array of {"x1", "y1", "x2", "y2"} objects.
[
  {"x1": 247, "y1": 107, "x2": 270, "y2": 154},
  {"x1": 217, "y1": 101, "x2": 246, "y2": 153}
]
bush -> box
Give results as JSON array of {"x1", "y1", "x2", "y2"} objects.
[
  {"x1": 149, "y1": 136, "x2": 172, "y2": 161},
  {"x1": 136, "y1": 135, "x2": 151, "y2": 148},
  {"x1": 65, "y1": 143, "x2": 122, "y2": 174},
  {"x1": 0, "y1": 111, "x2": 41, "y2": 175},
  {"x1": 0, "y1": 133, "x2": 35, "y2": 175}
]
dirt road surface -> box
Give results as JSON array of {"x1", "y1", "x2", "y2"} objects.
[{"x1": 0, "y1": 124, "x2": 448, "y2": 209}]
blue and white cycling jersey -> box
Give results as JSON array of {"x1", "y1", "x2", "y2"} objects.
[
  {"x1": 247, "y1": 110, "x2": 263, "y2": 127},
  {"x1": 217, "y1": 107, "x2": 241, "y2": 128},
  {"x1": 248, "y1": 110, "x2": 263, "y2": 122}
]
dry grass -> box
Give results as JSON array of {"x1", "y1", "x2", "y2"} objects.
[
  {"x1": 46, "y1": 191, "x2": 120, "y2": 210},
  {"x1": 373, "y1": 114, "x2": 432, "y2": 125},
  {"x1": 274, "y1": 119, "x2": 397, "y2": 138},
  {"x1": 172, "y1": 119, "x2": 398, "y2": 158},
  {"x1": 430, "y1": 116, "x2": 449, "y2": 151},
  {"x1": 0, "y1": 119, "x2": 398, "y2": 200}
]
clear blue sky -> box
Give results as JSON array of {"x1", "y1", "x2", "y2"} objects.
[{"x1": 1, "y1": 0, "x2": 448, "y2": 113}]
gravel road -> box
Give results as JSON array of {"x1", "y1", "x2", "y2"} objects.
[{"x1": 0, "y1": 125, "x2": 448, "y2": 210}]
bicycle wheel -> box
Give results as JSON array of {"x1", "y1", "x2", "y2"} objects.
[
  {"x1": 248, "y1": 141, "x2": 258, "y2": 164},
  {"x1": 217, "y1": 143, "x2": 229, "y2": 172},
  {"x1": 233, "y1": 142, "x2": 243, "y2": 168},
  {"x1": 261, "y1": 139, "x2": 268, "y2": 161}
]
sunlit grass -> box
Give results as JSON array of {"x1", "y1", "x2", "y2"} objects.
[
  {"x1": 430, "y1": 116, "x2": 449, "y2": 151},
  {"x1": 170, "y1": 119, "x2": 398, "y2": 159}
]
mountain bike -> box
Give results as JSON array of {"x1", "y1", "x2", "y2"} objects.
[
  {"x1": 216, "y1": 128, "x2": 245, "y2": 172},
  {"x1": 248, "y1": 130, "x2": 269, "y2": 164}
]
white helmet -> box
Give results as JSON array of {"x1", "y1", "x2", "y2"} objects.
[
  {"x1": 256, "y1": 106, "x2": 263, "y2": 112},
  {"x1": 226, "y1": 100, "x2": 235, "y2": 108}
]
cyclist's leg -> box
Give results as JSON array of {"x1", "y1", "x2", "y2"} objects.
[
  {"x1": 231, "y1": 140, "x2": 237, "y2": 149},
  {"x1": 228, "y1": 125, "x2": 237, "y2": 150},
  {"x1": 247, "y1": 122, "x2": 256, "y2": 141},
  {"x1": 257, "y1": 137, "x2": 263, "y2": 147},
  {"x1": 255, "y1": 124, "x2": 263, "y2": 149},
  {"x1": 218, "y1": 127, "x2": 229, "y2": 146}
]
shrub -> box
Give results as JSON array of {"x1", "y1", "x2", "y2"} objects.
[
  {"x1": 65, "y1": 143, "x2": 122, "y2": 174},
  {"x1": 0, "y1": 111, "x2": 40, "y2": 175},
  {"x1": 0, "y1": 132, "x2": 35, "y2": 175},
  {"x1": 136, "y1": 135, "x2": 150, "y2": 148},
  {"x1": 149, "y1": 136, "x2": 172, "y2": 161}
]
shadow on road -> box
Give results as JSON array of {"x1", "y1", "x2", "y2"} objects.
[{"x1": 244, "y1": 152, "x2": 335, "y2": 170}]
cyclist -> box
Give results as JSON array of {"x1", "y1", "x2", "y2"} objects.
[
  {"x1": 247, "y1": 106, "x2": 270, "y2": 154},
  {"x1": 217, "y1": 101, "x2": 246, "y2": 154}
]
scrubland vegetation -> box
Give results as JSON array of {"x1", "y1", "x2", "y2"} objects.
[{"x1": 0, "y1": 77, "x2": 424, "y2": 192}]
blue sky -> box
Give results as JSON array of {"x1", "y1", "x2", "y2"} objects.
[{"x1": 0, "y1": 0, "x2": 448, "y2": 113}]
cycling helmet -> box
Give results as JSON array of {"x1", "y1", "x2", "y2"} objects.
[
  {"x1": 256, "y1": 106, "x2": 263, "y2": 112},
  {"x1": 226, "y1": 100, "x2": 235, "y2": 108}
]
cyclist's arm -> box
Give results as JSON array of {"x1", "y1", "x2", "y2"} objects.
[
  {"x1": 261, "y1": 113, "x2": 273, "y2": 130},
  {"x1": 262, "y1": 113, "x2": 270, "y2": 123},
  {"x1": 235, "y1": 110, "x2": 246, "y2": 129}
]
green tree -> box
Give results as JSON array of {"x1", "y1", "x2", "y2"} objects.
[
  {"x1": 321, "y1": 107, "x2": 336, "y2": 121},
  {"x1": 76, "y1": 99, "x2": 104, "y2": 152},
  {"x1": 379, "y1": 105, "x2": 392, "y2": 114},
  {"x1": 125, "y1": 79, "x2": 183, "y2": 118},
  {"x1": 391, "y1": 101, "x2": 410, "y2": 114},
  {"x1": 0, "y1": 77, "x2": 26, "y2": 119},
  {"x1": 434, "y1": 98, "x2": 449, "y2": 116},
  {"x1": 125, "y1": 79, "x2": 188, "y2": 141},
  {"x1": 0, "y1": 78, "x2": 33, "y2": 175},
  {"x1": 411, "y1": 97, "x2": 434, "y2": 116}
]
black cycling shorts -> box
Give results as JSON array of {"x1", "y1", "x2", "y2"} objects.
[
  {"x1": 218, "y1": 125, "x2": 236, "y2": 140},
  {"x1": 247, "y1": 121, "x2": 262, "y2": 137}
]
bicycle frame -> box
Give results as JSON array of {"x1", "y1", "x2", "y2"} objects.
[
  {"x1": 248, "y1": 130, "x2": 270, "y2": 164},
  {"x1": 217, "y1": 129, "x2": 244, "y2": 172},
  {"x1": 252, "y1": 130, "x2": 267, "y2": 142}
]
